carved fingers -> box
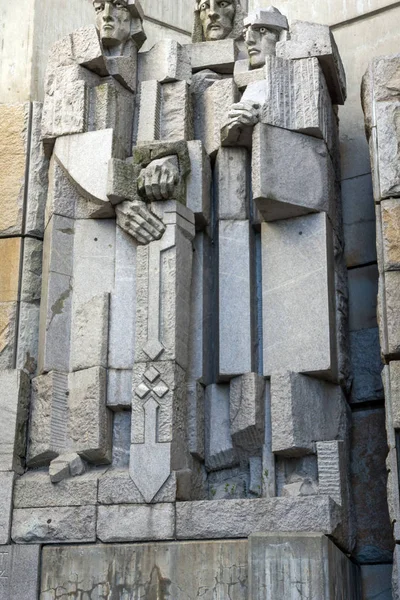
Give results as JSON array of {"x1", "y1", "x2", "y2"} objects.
[
  {"x1": 116, "y1": 200, "x2": 166, "y2": 245},
  {"x1": 138, "y1": 157, "x2": 180, "y2": 202},
  {"x1": 226, "y1": 101, "x2": 260, "y2": 127}
]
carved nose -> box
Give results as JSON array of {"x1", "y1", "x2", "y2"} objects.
[{"x1": 103, "y1": 2, "x2": 113, "y2": 18}]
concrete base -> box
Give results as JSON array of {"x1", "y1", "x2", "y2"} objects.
[{"x1": 39, "y1": 534, "x2": 360, "y2": 599}]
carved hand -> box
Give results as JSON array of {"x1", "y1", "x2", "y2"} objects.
[
  {"x1": 225, "y1": 101, "x2": 260, "y2": 127},
  {"x1": 138, "y1": 157, "x2": 180, "y2": 202},
  {"x1": 116, "y1": 199, "x2": 166, "y2": 245}
]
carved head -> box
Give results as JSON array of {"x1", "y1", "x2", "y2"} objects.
[
  {"x1": 192, "y1": 0, "x2": 245, "y2": 43},
  {"x1": 93, "y1": 0, "x2": 146, "y2": 50},
  {"x1": 243, "y1": 6, "x2": 288, "y2": 68}
]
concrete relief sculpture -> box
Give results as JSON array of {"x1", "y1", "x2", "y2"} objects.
[{"x1": 0, "y1": 2, "x2": 363, "y2": 597}]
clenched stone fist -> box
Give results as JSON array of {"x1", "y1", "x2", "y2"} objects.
[
  {"x1": 225, "y1": 100, "x2": 260, "y2": 128},
  {"x1": 138, "y1": 156, "x2": 180, "y2": 202}
]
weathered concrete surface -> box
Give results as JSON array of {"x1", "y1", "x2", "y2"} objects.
[
  {"x1": 0, "y1": 544, "x2": 40, "y2": 600},
  {"x1": 40, "y1": 540, "x2": 248, "y2": 599}
]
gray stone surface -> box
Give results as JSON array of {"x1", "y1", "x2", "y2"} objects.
[
  {"x1": 342, "y1": 174, "x2": 377, "y2": 268},
  {"x1": 26, "y1": 102, "x2": 49, "y2": 237},
  {"x1": 348, "y1": 264, "x2": 379, "y2": 332},
  {"x1": 205, "y1": 384, "x2": 238, "y2": 471},
  {"x1": 107, "y1": 369, "x2": 132, "y2": 410},
  {"x1": 219, "y1": 220, "x2": 253, "y2": 377},
  {"x1": 98, "y1": 469, "x2": 176, "y2": 505},
  {"x1": 317, "y1": 441, "x2": 346, "y2": 506},
  {"x1": 187, "y1": 382, "x2": 205, "y2": 461},
  {"x1": 70, "y1": 292, "x2": 109, "y2": 371},
  {"x1": 186, "y1": 140, "x2": 211, "y2": 228},
  {"x1": 139, "y1": 39, "x2": 191, "y2": 84},
  {"x1": 0, "y1": 370, "x2": 30, "y2": 473},
  {"x1": 14, "y1": 471, "x2": 99, "y2": 508},
  {"x1": 16, "y1": 301, "x2": 40, "y2": 374},
  {"x1": 230, "y1": 373, "x2": 265, "y2": 453},
  {"x1": 161, "y1": 81, "x2": 193, "y2": 142},
  {"x1": 39, "y1": 540, "x2": 248, "y2": 599},
  {"x1": 361, "y1": 564, "x2": 392, "y2": 600},
  {"x1": 136, "y1": 80, "x2": 161, "y2": 143},
  {"x1": 201, "y1": 79, "x2": 240, "y2": 157},
  {"x1": 49, "y1": 452, "x2": 85, "y2": 483},
  {"x1": 12, "y1": 505, "x2": 96, "y2": 544},
  {"x1": 176, "y1": 496, "x2": 341, "y2": 540},
  {"x1": 97, "y1": 504, "x2": 175, "y2": 542},
  {"x1": 252, "y1": 124, "x2": 334, "y2": 221},
  {"x1": 349, "y1": 328, "x2": 384, "y2": 404},
  {"x1": 189, "y1": 39, "x2": 238, "y2": 74},
  {"x1": 248, "y1": 533, "x2": 360, "y2": 599},
  {"x1": 0, "y1": 472, "x2": 14, "y2": 545},
  {"x1": 270, "y1": 372, "x2": 346, "y2": 456},
  {"x1": 20, "y1": 238, "x2": 42, "y2": 304},
  {"x1": 0, "y1": 302, "x2": 17, "y2": 371},
  {"x1": 111, "y1": 411, "x2": 131, "y2": 468},
  {"x1": 383, "y1": 270, "x2": 400, "y2": 358},
  {"x1": 0, "y1": 544, "x2": 40, "y2": 600},
  {"x1": 262, "y1": 213, "x2": 337, "y2": 378},
  {"x1": 216, "y1": 147, "x2": 248, "y2": 220}
]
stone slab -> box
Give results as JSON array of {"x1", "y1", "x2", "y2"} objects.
[
  {"x1": 0, "y1": 370, "x2": 30, "y2": 473},
  {"x1": 12, "y1": 506, "x2": 96, "y2": 544},
  {"x1": 189, "y1": 39, "x2": 239, "y2": 74},
  {"x1": 139, "y1": 39, "x2": 191, "y2": 84},
  {"x1": 40, "y1": 540, "x2": 248, "y2": 599},
  {"x1": 342, "y1": 174, "x2": 377, "y2": 268},
  {"x1": 381, "y1": 198, "x2": 400, "y2": 271},
  {"x1": 26, "y1": 102, "x2": 49, "y2": 237},
  {"x1": 205, "y1": 384, "x2": 238, "y2": 471},
  {"x1": 107, "y1": 369, "x2": 132, "y2": 410},
  {"x1": 248, "y1": 533, "x2": 360, "y2": 599},
  {"x1": 0, "y1": 544, "x2": 40, "y2": 600},
  {"x1": 262, "y1": 212, "x2": 337, "y2": 377},
  {"x1": 349, "y1": 328, "x2": 384, "y2": 404},
  {"x1": 0, "y1": 473, "x2": 14, "y2": 545},
  {"x1": 383, "y1": 270, "x2": 400, "y2": 358},
  {"x1": 0, "y1": 302, "x2": 17, "y2": 371},
  {"x1": 186, "y1": 140, "x2": 211, "y2": 228},
  {"x1": 13, "y1": 471, "x2": 99, "y2": 508},
  {"x1": 230, "y1": 373, "x2": 265, "y2": 453},
  {"x1": 16, "y1": 301, "x2": 40, "y2": 375},
  {"x1": 176, "y1": 496, "x2": 341, "y2": 540},
  {"x1": 348, "y1": 264, "x2": 379, "y2": 332},
  {"x1": 98, "y1": 469, "x2": 176, "y2": 505},
  {"x1": 97, "y1": 504, "x2": 175, "y2": 542},
  {"x1": 0, "y1": 238, "x2": 21, "y2": 303},
  {"x1": 216, "y1": 147, "x2": 249, "y2": 220},
  {"x1": 361, "y1": 564, "x2": 392, "y2": 600}
]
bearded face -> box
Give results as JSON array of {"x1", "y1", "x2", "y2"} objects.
[
  {"x1": 198, "y1": 0, "x2": 236, "y2": 41},
  {"x1": 93, "y1": 0, "x2": 132, "y2": 47}
]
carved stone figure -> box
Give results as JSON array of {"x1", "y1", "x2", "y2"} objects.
[
  {"x1": 192, "y1": 0, "x2": 245, "y2": 42},
  {"x1": 244, "y1": 7, "x2": 287, "y2": 69}
]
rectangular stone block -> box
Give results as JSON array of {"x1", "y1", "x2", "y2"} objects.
[
  {"x1": 0, "y1": 103, "x2": 28, "y2": 236},
  {"x1": 276, "y1": 20, "x2": 346, "y2": 104},
  {"x1": 98, "y1": 469, "x2": 176, "y2": 505},
  {"x1": 0, "y1": 238, "x2": 21, "y2": 302},
  {"x1": 20, "y1": 238, "x2": 42, "y2": 303},
  {"x1": 189, "y1": 39, "x2": 239, "y2": 74},
  {"x1": 12, "y1": 506, "x2": 96, "y2": 544},
  {"x1": 70, "y1": 292, "x2": 109, "y2": 371},
  {"x1": 349, "y1": 328, "x2": 384, "y2": 404},
  {"x1": 0, "y1": 303, "x2": 17, "y2": 371},
  {"x1": 205, "y1": 384, "x2": 238, "y2": 471},
  {"x1": 381, "y1": 198, "x2": 400, "y2": 270},
  {"x1": 230, "y1": 373, "x2": 265, "y2": 453},
  {"x1": 111, "y1": 411, "x2": 131, "y2": 468},
  {"x1": 252, "y1": 124, "x2": 334, "y2": 221},
  {"x1": 16, "y1": 301, "x2": 40, "y2": 375},
  {"x1": 262, "y1": 212, "x2": 337, "y2": 377},
  {"x1": 40, "y1": 540, "x2": 248, "y2": 599},
  {"x1": 270, "y1": 372, "x2": 346, "y2": 456},
  {"x1": 387, "y1": 361, "x2": 400, "y2": 429},
  {"x1": 317, "y1": 441, "x2": 346, "y2": 506},
  {"x1": 0, "y1": 473, "x2": 14, "y2": 545},
  {"x1": 186, "y1": 140, "x2": 211, "y2": 228},
  {"x1": 13, "y1": 471, "x2": 99, "y2": 508},
  {"x1": 342, "y1": 173, "x2": 376, "y2": 268},
  {"x1": 139, "y1": 39, "x2": 191, "y2": 84},
  {"x1": 248, "y1": 533, "x2": 360, "y2": 599},
  {"x1": 25, "y1": 102, "x2": 49, "y2": 237},
  {"x1": 42, "y1": 77, "x2": 88, "y2": 143},
  {"x1": 348, "y1": 263, "x2": 379, "y2": 332},
  {"x1": 108, "y1": 227, "x2": 137, "y2": 369},
  {"x1": 176, "y1": 496, "x2": 341, "y2": 540},
  {"x1": 136, "y1": 80, "x2": 161, "y2": 143},
  {"x1": 161, "y1": 80, "x2": 193, "y2": 142},
  {"x1": 375, "y1": 101, "x2": 400, "y2": 201},
  {"x1": 219, "y1": 220, "x2": 253, "y2": 377},
  {"x1": 383, "y1": 270, "x2": 400, "y2": 358},
  {"x1": 68, "y1": 367, "x2": 111, "y2": 464},
  {"x1": 216, "y1": 147, "x2": 249, "y2": 220},
  {"x1": 234, "y1": 60, "x2": 265, "y2": 91},
  {"x1": 107, "y1": 369, "x2": 132, "y2": 410},
  {"x1": 0, "y1": 544, "x2": 40, "y2": 600},
  {"x1": 97, "y1": 504, "x2": 175, "y2": 542},
  {"x1": 188, "y1": 382, "x2": 205, "y2": 461},
  {"x1": 201, "y1": 78, "x2": 240, "y2": 158},
  {"x1": 361, "y1": 564, "x2": 392, "y2": 600},
  {"x1": 0, "y1": 370, "x2": 30, "y2": 473}
]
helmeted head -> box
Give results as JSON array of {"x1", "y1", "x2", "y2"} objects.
[
  {"x1": 243, "y1": 6, "x2": 288, "y2": 68},
  {"x1": 192, "y1": 0, "x2": 245, "y2": 43},
  {"x1": 93, "y1": 0, "x2": 146, "y2": 50}
]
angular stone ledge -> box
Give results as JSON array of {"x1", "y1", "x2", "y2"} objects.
[
  {"x1": 13, "y1": 471, "x2": 100, "y2": 508},
  {"x1": 11, "y1": 506, "x2": 96, "y2": 544},
  {"x1": 176, "y1": 497, "x2": 341, "y2": 540},
  {"x1": 97, "y1": 503, "x2": 175, "y2": 542}
]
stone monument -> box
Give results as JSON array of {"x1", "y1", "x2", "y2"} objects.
[{"x1": 0, "y1": 2, "x2": 362, "y2": 598}]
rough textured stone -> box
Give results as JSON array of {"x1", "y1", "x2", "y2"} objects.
[
  {"x1": 98, "y1": 469, "x2": 176, "y2": 504},
  {"x1": 14, "y1": 471, "x2": 98, "y2": 508},
  {"x1": 0, "y1": 544, "x2": 40, "y2": 600},
  {"x1": 381, "y1": 198, "x2": 400, "y2": 270},
  {"x1": 12, "y1": 506, "x2": 96, "y2": 544},
  {"x1": 219, "y1": 220, "x2": 253, "y2": 377},
  {"x1": 361, "y1": 564, "x2": 392, "y2": 600},
  {"x1": 262, "y1": 213, "x2": 337, "y2": 377},
  {"x1": 349, "y1": 328, "x2": 384, "y2": 404},
  {"x1": 20, "y1": 238, "x2": 43, "y2": 303},
  {"x1": 26, "y1": 102, "x2": 49, "y2": 237},
  {"x1": 205, "y1": 384, "x2": 238, "y2": 471},
  {"x1": 97, "y1": 504, "x2": 175, "y2": 542},
  {"x1": 176, "y1": 496, "x2": 341, "y2": 540},
  {"x1": 0, "y1": 104, "x2": 28, "y2": 236},
  {"x1": 160, "y1": 80, "x2": 192, "y2": 142},
  {"x1": 0, "y1": 370, "x2": 30, "y2": 473},
  {"x1": 187, "y1": 382, "x2": 205, "y2": 461},
  {"x1": 348, "y1": 264, "x2": 379, "y2": 332},
  {"x1": 70, "y1": 293, "x2": 109, "y2": 371},
  {"x1": 186, "y1": 140, "x2": 211, "y2": 228},
  {"x1": 189, "y1": 39, "x2": 239, "y2": 74},
  {"x1": 276, "y1": 20, "x2": 346, "y2": 104},
  {"x1": 270, "y1": 372, "x2": 346, "y2": 456},
  {"x1": 0, "y1": 472, "x2": 14, "y2": 545},
  {"x1": 388, "y1": 361, "x2": 400, "y2": 428},
  {"x1": 0, "y1": 238, "x2": 21, "y2": 303},
  {"x1": 252, "y1": 124, "x2": 334, "y2": 221},
  {"x1": 0, "y1": 303, "x2": 17, "y2": 371},
  {"x1": 216, "y1": 147, "x2": 249, "y2": 220},
  {"x1": 383, "y1": 270, "x2": 400, "y2": 358},
  {"x1": 40, "y1": 540, "x2": 248, "y2": 599},
  {"x1": 16, "y1": 301, "x2": 40, "y2": 375},
  {"x1": 374, "y1": 100, "x2": 400, "y2": 200},
  {"x1": 136, "y1": 80, "x2": 161, "y2": 143},
  {"x1": 49, "y1": 452, "x2": 86, "y2": 483},
  {"x1": 107, "y1": 369, "x2": 132, "y2": 410},
  {"x1": 230, "y1": 373, "x2": 265, "y2": 453},
  {"x1": 139, "y1": 39, "x2": 191, "y2": 84},
  {"x1": 200, "y1": 78, "x2": 240, "y2": 157},
  {"x1": 248, "y1": 533, "x2": 360, "y2": 600},
  {"x1": 111, "y1": 411, "x2": 131, "y2": 468}
]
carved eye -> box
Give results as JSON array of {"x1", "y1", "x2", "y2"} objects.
[
  {"x1": 259, "y1": 27, "x2": 267, "y2": 33},
  {"x1": 114, "y1": 1, "x2": 126, "y2": 7},
  {"x1": 94, "y1": 3, "x2": 105, "y2": 12},
  {"x1": 219, "y1": 1, "x2": 229, "y2": 6},
  {"x1": 200, "y1": 2, "x2": 209, "y2": 10}
]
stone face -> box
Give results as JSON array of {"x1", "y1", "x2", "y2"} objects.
[
  {"x1": 0, "y1": 472, "x2": 14, "y2": 545},
  {"x1": 361, "y1": 564, "x2": 392, "y2": 600},
  {"x1": 252, "y1": 124, "x2": 334, "y2": 221},
  {"x1": 136, "y1": 80, "x2": 161, "y2": 143},
  {"x1": 40, "y1": 540, "x2": 248, "y2": 599},
  {"x1": 219, "y1": 220, "x2": 253, "y2": 377},
  {"x1": 374, "y1": 101, "x2": 400, "y2": 200},
  {"x1": 0, "y1": 104, "x2": 28, "y2": 236},
  {"x1": 187, "y1": 382, "x2": 205, "y2": 461},
  {"x1": 230, "y1": 373, "x2": 265, "y2": 453},
  {"x1": 14, "y1": 471, "x2": 98, "y2": 508},
  {"x1": 12, "y1": 506, "x2": 96, "y2": 544},
  {"x1": 248, "y1": 533, "x2": 360, "y2": 600},
  {"x1": 270, "y1": 372, "x2": 346, "y2": 456},
  {"x1": 205, "y1": 384, "x2": 238, "y2": 471},
  {"x1": 276, "y1": 20, "x2": 346, "y2": 104},
  {"x1": 0, "y1": 544, "x2": 41, "y2": 600},
  {"x1": 176, "y1": 496, "x2": 341, "y2": 540},
  {"x1": 262, "y1": 213, "x2": 337, "y2": 377},
  {"x1": 0, "y1": 370, "x2": 30, "y2": 473},
  {"x1": 97, "y1": 504, "x2": 175, "y2": 542}
]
